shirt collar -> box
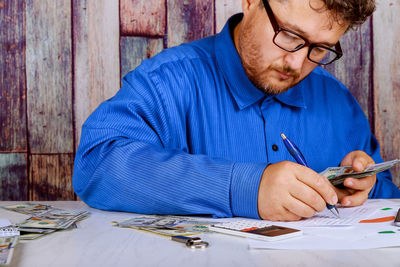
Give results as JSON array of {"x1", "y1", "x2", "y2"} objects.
[
  {"x1": 275, "y1": 82, "x2": 307, "y2": 108},
  {"x1": 215, "y1": 14, "x2": 306, "y2": 110}
]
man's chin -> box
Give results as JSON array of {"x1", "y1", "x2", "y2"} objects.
[{"x1": 258, "y1": 80, "x2": 294, "y2": 95}]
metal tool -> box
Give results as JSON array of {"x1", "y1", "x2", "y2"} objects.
[{"x1": 171, "y1": 235, "x2": 209, "y2": 249}]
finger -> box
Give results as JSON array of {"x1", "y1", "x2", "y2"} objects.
[
  {"x1": 294, "y1": 165, "x2": 338, "y2": 206},
  {"x1": 289, "y1": 179, "x2": 326, "y2": 212},
  {"x1": 352, "y1": 155, "x2": 374, "y2": 172},
  {"x1": 259, "y1": 205, "x2": 301, "y2": 221},
  {"x1": 340, "y1": 151, "x2": 375, "y2": 171},
  {"x1": 340, "y1": 151, "x2": 360, "y2": 166},
  {"x1": 333, "y1": 186, "x2": 355, "y2": 201},
  {"x1": 285, "y1": 195, "x2": 318, "y2": 218},
  {"x1": 343, "y1": 175, "x2": 376, "y2": 191},
  {"x1": 281, "y1": 207, "x2": 302, "y2": 221},
  {"x1": 340, "y1": 190, "x2": 369, "y2": 207}
]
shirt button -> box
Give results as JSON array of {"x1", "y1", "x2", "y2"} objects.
[{"x1": 272, "y1": 144, "x2": 278, "y2": 151}]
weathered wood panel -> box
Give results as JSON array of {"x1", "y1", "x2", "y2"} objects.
[
  {"x1": 215, "y1": 0, "x2": 242, "y2": 33},
  {"x1": 167, "y1": 0, "x2": 214, "y2": 47},
  {"x1": 324, "y1": 19, "x2": 373, "y2": 125},
  {"x1": 373, "y1": 1, "x2": 400, "y2": 186},
  {"x1": 73, "y1": 0, "x2": 120, "y2": 149},
  {"x1": 26, "y1": 0, "x2": 73, "y2": 154},
  {"x1": 120, "y1": 37, "x2": 163, "y2": 78},
  {"x1": 29, "y1": 154, "x2": 75, "y2": 200},
  {"x1": 0, "y1": 1, "x2": 27, "y2": 152},
  {"x1": 0, "y1": 153, "x2": 27, "y2": 200},
  {"x1": 120, "y1": 0, "x2": 166, "y2": 36}
]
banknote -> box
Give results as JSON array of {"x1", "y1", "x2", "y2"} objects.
[
  {"x1": 18, "y1": 228, "x2": 56, "y2": 240},
  {"x1": 2, "y1": 203, "x2": 52, "y2": 216},
  {"x1": 135, "y1": 227, "x2": 198, "y2": 237},
  {"x1": 320, "y1": 159, "x2": 399, "y2": 186},
  {"x1": 113, "y1": 215, "x2": 215, "y2": 236},
  {"x1": 4, "y1": 204, "x2": 89, "y2": 240},
  {"x1": 17, "y1": 209, "x2": 89, "y2": 229}
]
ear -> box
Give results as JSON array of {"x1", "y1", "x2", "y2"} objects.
[{"x1": 242, "y1": 0, "x2": 261, "y2": 16}]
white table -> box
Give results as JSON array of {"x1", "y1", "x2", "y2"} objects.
[{"x1": 2, "y1": 201, "x2": 400, "y2": 267}]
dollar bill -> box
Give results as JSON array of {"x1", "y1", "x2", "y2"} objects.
[
  {"x1": 320, "y1": 159, "x2": 399, "y2": 186},
  {"x1": 2, "y1": 203, "x2": 52, "y2": 216},
  {"x1": 16, "y1": 209, "x2": 89, "y2": 230},
  {"x1": 113, "y1": 215, "x2": 214, "y2": 236},
  {"x1": 3, "y1": 203, "x2": 89, "y2": 241},
  {"x1": 18, "y1": 228, "x2": 56, "y2": 240},
  {"x1": 135, "y1": 227, "x2": 198, "y2": 237}
]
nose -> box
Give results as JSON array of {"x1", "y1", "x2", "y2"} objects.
[{"x1": 283, "y1": 47, "x2": 308, "y2": 70}]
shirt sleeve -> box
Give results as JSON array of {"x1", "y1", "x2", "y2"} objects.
[{"x1": 72, "y1": 67, "x2": 266, "y2": 218}]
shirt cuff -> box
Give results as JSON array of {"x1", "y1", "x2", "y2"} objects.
[{"x1": 230, "y1": 162, "x2": 268, "y2": 219}]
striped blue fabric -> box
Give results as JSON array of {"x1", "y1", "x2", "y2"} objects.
[{"x1": 73, "y1": 14, "x2": 400, "y2": 219}]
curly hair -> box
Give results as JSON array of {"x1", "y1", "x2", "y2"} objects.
[
  {"x1": 262, "y1": 0, "x2": 376, "y2": 28},
  {"x1": 315, "y1": 0, "x2": 376, "y2": 28}
]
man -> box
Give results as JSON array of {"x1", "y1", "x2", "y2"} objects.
[{"x1": 73, "y1": 0, "x2": 400, "y2": 221}]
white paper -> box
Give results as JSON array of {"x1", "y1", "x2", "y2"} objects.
[
  {"x1": 271, "y1": 204, "x2": 380, "y2": 227},
  {"x1": 248, "y1": 199, "x2": 400, "y2": 250},
  {"x1": 0, "y1": 218, "x2": 11, "y2": 228}
]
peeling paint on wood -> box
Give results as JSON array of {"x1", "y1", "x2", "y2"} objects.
[
  {"x1": 120, "y1": 0, "x2": 166, "y2": 36},
  {"x1": 120, "y1": 37, "x2": 163, "y2": 78},
  {"x1": 29, "y1": 154, "x2": 75, "y2": 200},
  {"x1": 215, "y1": 0, "x2": 242, "y2": 33},
  {"x1": 0, "y1": 153, "x2": 27, "y2": 200},
  {"x1": 324, "y1": 18, "x2": 373, "y2": 126},
  {"x1": 73, "y1": 0, "x2": 120, "y2": 149},
  {"x1": 0, "y1": 0, "x2": 27, "y2": 152},
  {"x1": 167, "y1": 0, "x2": 214, "y2": 47},
  {"x1": 26, "y1": 0, "x2": 73, "y2": 153},
  {"x1": 373, "y1": 0, "x2": 400, "y2": 186}
]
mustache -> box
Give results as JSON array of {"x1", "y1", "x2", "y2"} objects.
[{"x1": 272, "y1": 65, "x2": 300, "y2": 78}]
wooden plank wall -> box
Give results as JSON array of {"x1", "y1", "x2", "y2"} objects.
[{"x1": 0, "y1": 0, "x2": 399, "y2": 200}]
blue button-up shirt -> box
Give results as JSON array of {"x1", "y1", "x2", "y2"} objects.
[{"x1": 73, "y1": 14, "x2": 400, "y2": 219}]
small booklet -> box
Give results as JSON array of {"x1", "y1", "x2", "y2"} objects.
[{"x1": 0, "y1": 224, "x2": 20, "y2": 265}]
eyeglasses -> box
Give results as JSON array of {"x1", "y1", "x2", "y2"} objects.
[{"x1": 261, "y1": 0, "x2": 343, "y2": 65}]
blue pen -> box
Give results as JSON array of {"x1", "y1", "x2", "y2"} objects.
[{"x1": 280, "y1": 133, "x2": 340, "y2": 218}]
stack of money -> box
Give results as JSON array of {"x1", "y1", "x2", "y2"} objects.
[
  {"x1": 113, "y1": 215, "x2": 214, "y2": 237},
  {"x1": 2, "y1": 203, "x2": 89, "y2": 240},
  {"x1": 320, "y1": 159, "x2": 399, "y2": 186}
]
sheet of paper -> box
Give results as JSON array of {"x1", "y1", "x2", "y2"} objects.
[
  {"x1": 271, "y1": 204, "x2": 380, "y2": 227},
  {"x1": 248, "y1": 200, "x2": 400, "y2": 250},
  {"x1": 0, "y1": 219, "x2": 11, "y2": 228}
]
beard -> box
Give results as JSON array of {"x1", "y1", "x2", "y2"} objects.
[{"x1": 237, "y1": 20, "x2": 302, "y2": 95}]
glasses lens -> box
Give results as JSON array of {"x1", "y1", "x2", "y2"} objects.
[
  {"x1": 274, "y1": 30, "x2": 306, "y2": 51},
  {"x1": 309, "y1": 46, "x2": 338, "y2": 64}
]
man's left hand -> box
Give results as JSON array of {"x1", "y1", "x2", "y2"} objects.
[{"x1": 334, "y1": 150, "x2": 376, "y2": 207}]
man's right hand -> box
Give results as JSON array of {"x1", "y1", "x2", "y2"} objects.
[{"x1": 257, "y1": 161, "x2": 338, "y2": 221}]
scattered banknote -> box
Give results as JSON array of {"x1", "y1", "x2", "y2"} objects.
[
  {"x1": 16, "y1": 209, "x2": 89, "y2": 230},
  {"x1": 2, "y1": 203, "x2": 89, "y2": 240},
  {"x1": 320, "y1": 159, "x2": 399, "y2": 186},
  {"x1": 113, "y1": 215, "x2": 215, "y2": 237},
  {"x1": 18, "y1": 228, "x2": 56, "y2": 240},
  {"x1": 134, "y1": 227, "x2": 198, "y2": 237},
  {"x1": 2, "y1": 203, "x2": 52, "y2": 216},
  {"x1": 0, "y1": 227, "x2": 19, "y2": 265}
]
